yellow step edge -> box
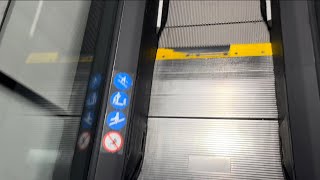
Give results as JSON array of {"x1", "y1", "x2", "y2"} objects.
[
  {"x1": 25, "y1": 43, "x2": 272, "y2": 64},
  {"x1": 156, "y1": 43, "x2": 273, "y2": 61}
]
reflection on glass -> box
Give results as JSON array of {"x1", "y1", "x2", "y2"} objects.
[{"x1": 0, "y1": 1, "x2": 100, "y2": 179}]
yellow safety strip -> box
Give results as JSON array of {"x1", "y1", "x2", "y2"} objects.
[
  {"x1": 25, "y1": 43, "x2": 272, "y2": 64},
  {"x1": 156, "y1": 43, "x2": 273, "y2": 60}
]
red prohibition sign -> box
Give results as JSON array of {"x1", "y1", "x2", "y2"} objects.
[
  {"x1": 78, "y1": 131, "x2": 91, "y2": 151},
  {"x1": 103, "y1": 131, "x2": 124, "y2": 153}
]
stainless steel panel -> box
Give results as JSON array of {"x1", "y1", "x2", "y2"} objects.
[
  {"x1": 159, "y1": 22, "x2": 270, "y2": 48},
  {"x1": 139, "y1": 118, "x2": 284, "y2": 180},
  {"x1": 166, "y1": 0, "x2": 262, "y2": 27},
  {"x1": 149, "y1": 57, "x2": 278, "y2": 119}
]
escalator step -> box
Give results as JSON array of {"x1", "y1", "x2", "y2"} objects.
[
  {"x1": 149, "y1": 56, "x2": 278, "y2": 119},
  {"x1": 140, "y1": 0, "x2": 284, "y2": 179},
  {"x1": 159, "y1": 22, "x2": 269, "y2": 48},
  {"x1": 139, "y1": 118, "x2": 283, "y2": 180},
  {"x1": 166, "y1": 0, "x2": 263, "y2": 27}
]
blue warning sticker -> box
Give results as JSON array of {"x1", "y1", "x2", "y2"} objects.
[
  {"x1": 82, "y1": 111, "x2": 95, "y2": 129},
  {"x1": 101, "y1": 71, "x2": 134, "y2": 155},
  {"x1": 106, "y1": 111, "x2": 126, "y2": 130},
  {"x1": 86, "y1": 92, "x2": 98, "y2": 107},
  {"x1": 110, "y1": 91, "x2": 129, "y2": 110},
  {"x1": 89, "y1": 74, "x2": 102, "y2": 90},
  {"x1": 113, "y1": 72, "x2": 133, "y2": 91}
]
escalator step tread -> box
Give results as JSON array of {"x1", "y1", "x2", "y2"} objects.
[
  {"x1": 139, "y1": 118, "x2": 284, "y2": 180},
  {"x1": 149, "y1": 57, "x2": 278, "y2": 119}
]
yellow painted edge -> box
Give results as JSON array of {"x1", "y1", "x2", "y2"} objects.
[
  {"x1": 229, "y1": 43, "x2": 272, "y2": 57},
  {"x1": 156, "y1": 43, "x2": 273, "y2": 61},
  {"x1": 25, "y1": 43, "x2": 272, "y2": 63}
]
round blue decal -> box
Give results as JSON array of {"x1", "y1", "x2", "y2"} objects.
[
  {"x1": 106, "y1": 111, "x2": 126, "y2": 130},
  {"x1": 110, "y1": 91, "x2": 129, "y2": 110},
  {"x1": 89, "y1": 74, "x2": 102, "y2": 90},
  {"x1": 113, "y1": 72, "x2": 132, "y2": 91}
]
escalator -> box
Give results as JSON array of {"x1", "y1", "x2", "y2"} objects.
[
  {"x1": 139, "y1": 1, "x2": 283, "y2": 179},
  {"x1": 1, "y1": 1, "x2": 320, "y2": 180}
]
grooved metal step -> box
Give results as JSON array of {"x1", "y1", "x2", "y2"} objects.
[
  {"x1": 166, "y1": 0, "x2": 263, "y2": 27},
  {"x1": 139, "y1": 118, "x2": 284, "y2": 180},
  {"x1": 159, "y1": 22, "x2": 270, "y2": 48},
  {"x1": 148, "y1": 57, "x2": 278, "y2": 119}
]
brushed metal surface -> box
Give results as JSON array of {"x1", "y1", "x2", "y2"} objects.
[
  {"x1": 139, "y1": 118, "x2": 284, "y2": 180},
  {"x1": 159, "y1": 22, "x2": 270, "y2": 48},
  {"x1": 149, "y1": 57, "x2": 278, "y2": 119},
  {"x1": 166, "y1": 0, "x2": 263, "y2": 27}
]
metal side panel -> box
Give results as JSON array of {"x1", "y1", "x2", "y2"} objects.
[
  {"x1": 166, "y1": 0, "x2": 263, "y2": 27},
  {"x1": 279, "y1": 1, "x2": 320, "y2": 179},
  {"x1": 149, "y1": 56, "x2": 278, "y2": 119},
  {"x1": 159, "y1": 22, "x2": 270, "y2": 48},
  {"x1": 139, "y1": 118, "x2": 284, "y2": 180}
]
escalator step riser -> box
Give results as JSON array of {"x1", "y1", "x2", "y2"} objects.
[
  {"x1": 159, "y1": 22, "x2": 270, "y2": 48},
  {"x1": 166, "y1": 0, "x2": 263, "y2": 27}
]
